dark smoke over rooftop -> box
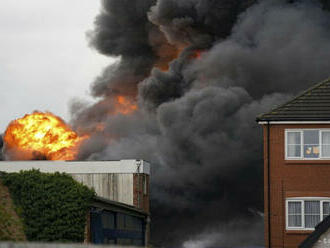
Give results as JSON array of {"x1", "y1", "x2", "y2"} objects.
[{"x1": 70, "y1": 0, "x2": 330, "y2": 247}]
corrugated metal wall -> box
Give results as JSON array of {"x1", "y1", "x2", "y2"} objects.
[{"x1": 71, "y1": 174, "x2": 134, "y2": 206}]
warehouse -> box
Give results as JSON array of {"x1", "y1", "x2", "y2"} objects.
[{"x1": 0, "y1": 159, "x2": 150, "y2": 246}]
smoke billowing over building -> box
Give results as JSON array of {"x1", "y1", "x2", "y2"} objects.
[{"x1": 2, "y1": 0, "x2": 330, "y2": 247}]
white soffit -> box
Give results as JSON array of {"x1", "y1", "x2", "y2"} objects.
[{"x1": 258, "y1": 121, "x2": 330, "y2": 125}]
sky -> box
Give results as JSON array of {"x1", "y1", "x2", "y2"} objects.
[{"x1": 0, "y1": 0, "x2": 114, "y2": 132}]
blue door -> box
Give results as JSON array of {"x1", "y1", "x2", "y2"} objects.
[{"x1": 90, "y1": 208, "x2": 145, "y2": 245}]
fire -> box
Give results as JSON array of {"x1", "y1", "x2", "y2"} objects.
[
  {"x1": 114, "y1": 96, "x2": 137, "y2": 115},
  {"x1": 3, "y1": 112, "x2": 86, "y2": 160},
  {"x1": 190, "y1": 50, "x2": 203, "y2": 59}
]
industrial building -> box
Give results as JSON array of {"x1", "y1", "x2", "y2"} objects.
[
  {"x1": 257, "y1": 78, "x2": 330, "y2": 248},
  {"x1": 0, "y1": 159, "x2": 150, "y2": 246}
]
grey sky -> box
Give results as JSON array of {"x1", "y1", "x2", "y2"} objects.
[{"x1": 0, "y1": 0, "x2": 114, "y2": 132}]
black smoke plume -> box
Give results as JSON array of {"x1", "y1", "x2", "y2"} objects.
[{"x1": 70, "y1": 0, "x2": 330, "y2": 247}]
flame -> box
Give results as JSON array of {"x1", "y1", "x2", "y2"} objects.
[
  {"x1": 114, "y1": 96, "x2": 137, "y2": 115},
  {"x1": 190, "y1": 50, "x2": 203, "y2": 60},
  {"x1": 3, "y1": 112, "x2": 87, "y2": 160}
]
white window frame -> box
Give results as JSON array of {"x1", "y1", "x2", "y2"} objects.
[
  {"x1": 286, "y1": 197, "x2": 330, "y2": 230},
  {"x1": 285, "y1": 129, "x2": 330, "y2": 160}
]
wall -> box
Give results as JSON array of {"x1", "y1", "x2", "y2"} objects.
[
  {"x1": 133, "y1": 174, "x2": 150, "y2": 213},
  {"x1": 72, "y1": 174, "x2": 134, "y2": 206},
  {"x1": 0, "y1": 160, "x2": 151, "y2": 211},
  {"x1": 263, "y1": 124, "x2": 330, "y2": 248}
]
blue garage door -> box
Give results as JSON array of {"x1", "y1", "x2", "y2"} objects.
[{"x1": 91, "y1": 208, "x2": 145, "y2": 246}]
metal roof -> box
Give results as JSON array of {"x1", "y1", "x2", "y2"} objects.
[
  {"x1": 0, "y1": 160, "x2": 151, "y2": 175},
  {"x1": 257, "y1": 78, "x2": 330, "y2": 122}
]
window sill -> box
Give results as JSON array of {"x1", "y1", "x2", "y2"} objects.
[
  {"x1": 285, "y1": 160, "x2": 330, "y2": 165},
  {"x1": 285, "y1": 230, "x2": 314, "y2": 235}
]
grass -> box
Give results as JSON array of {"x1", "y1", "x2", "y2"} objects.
[{"x1": 0, "y1": 179, "x2": 26, "y2": 241}]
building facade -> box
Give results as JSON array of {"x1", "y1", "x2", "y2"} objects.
[
  {"x1": 0, "y1": 159, "x2": 150, "y2": 246},
  {"x1": 257, "y1": 79, "x2": 330, "y2": 248}
]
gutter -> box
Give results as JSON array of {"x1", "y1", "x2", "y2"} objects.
[
  {"x1": 258, "y1": 121, "x2": 330, "y2": 125},
  {"x1": 267, "y1": 121, "x2": 271, "y2": 248}
]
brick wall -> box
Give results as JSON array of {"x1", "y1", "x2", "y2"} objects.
[
  {"x1": 133, "y1": 174, "x2": 150, "y2": 213},
  {"x1": 263, "y1": 124, "x2": 330, "y2": 248}
]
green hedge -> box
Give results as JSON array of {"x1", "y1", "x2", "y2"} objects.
[{"x1": 0, "y1": 170, "x2": 95, "y2": 242}]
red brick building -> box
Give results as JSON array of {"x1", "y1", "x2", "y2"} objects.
[{"x1": 257, "y1": 78, "x2": 330, "y2": 248}]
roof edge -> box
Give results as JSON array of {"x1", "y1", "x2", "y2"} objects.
[
  {"x1": 258, "y1": 120, "x2": 330, "y2": 125},
  {"x1": 256, "y1": 77, "x2": 330, "y2": 122}
]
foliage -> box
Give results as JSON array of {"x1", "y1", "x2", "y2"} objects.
[
  {"x1": 0, "y1": 181, "x2": 26, "y2": 241},
  {"x1": 0, "y1": 170, "x2": 95, "y2": 242}
]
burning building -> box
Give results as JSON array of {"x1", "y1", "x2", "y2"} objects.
[{"x1": 2, "y1": 0, "x2": 330, "y2": 247}]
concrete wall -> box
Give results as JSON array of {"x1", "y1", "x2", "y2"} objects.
[
  {"x1": 0, "y1": 242, "x2": 141, "y2": 248},
  {"x1": 72, "y1": 174, "x2": 134, "y2": 206}
]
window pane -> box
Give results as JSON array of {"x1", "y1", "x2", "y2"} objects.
[
  {"x1": 305, "y1": 215, "x2": 320, "y2": 228},
  {"x1": 288, "y1": 202, "x2": 302, "y2": 214},
  {"x1": 304, "y1": 145, "x2": 320, "y2": 158},
  {"x1": 322, "y1": 145, "x2": 330, "y2": 157},
  {"x1": 305, "y1": 201, "x2": 320, "y2": 214},
  {"x1": 323, "y1": 202, "x2": 330, "y2": 219},
  {"x1": 322, "y1": 131, "x2": 330, "y2": 145},
  {"x1": 289, "y1": 215, "x2": 302, "y2": 227},
  {"x1": 287, "y1": 145, "x2": 301, "y2": 157},
  {"x1": 305, "y1": 201, "x2": 320, "y2": 228},
  {"x1": 102, "y1": 212, "x2": 115, "y2": 229},
  {"x1": 117, "y1": 213, "x2": 126, "y2": 229},
  {"x1": 287, "y1": 132, "x2": 301, "y2": 144},
  {"x1": 304, "y1": 130, "x2": 319, "y2": 144},
  {"x1": 303, "y1": 130, "x2": 319, "y2": 158}
]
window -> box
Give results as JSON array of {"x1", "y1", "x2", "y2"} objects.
[
  {"x1": 285, "y1": 129, "x2": 330, "y2": 159},
  {"x1": 286, "y1": 198, "x2": 330, "y2": 230}
]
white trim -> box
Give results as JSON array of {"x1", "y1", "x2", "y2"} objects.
[
  {"x1": 0, "y1": 160, "x2": 151, "y2": 175},
  {"x1": 286, "y1": 197, "x2": 330, "y2": 231},
  {"x1": 285, "y1": 130, "x2": 303, "y2": 159},
  {"x1": 286, "y1": 200, "x2": 304, "y2": 230},
  {"x1": 258, "y1": 121, "x2": 330, "y2": 125},
  {"x1": 285, "y1": 129, "x2": 330, "y2": 160}
]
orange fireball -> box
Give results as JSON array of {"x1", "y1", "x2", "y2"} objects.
[
  {"x1": 115, "y1": 96, "x2": 137, "y2": 115},
  {"x1": 3, "y1": 112, "x2": 86, "y2": 160}
]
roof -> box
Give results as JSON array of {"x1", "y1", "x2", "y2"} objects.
[
  {"x1": 0, "y1": 160, "x2": 150, "y2": 175},
  {"x1": 92, "y1": 196, "x2": 149, "y2": 217},
  {"x1": 299, "y1": 215, "x2": 330, "y2": 248},
  {"x1": 257, "y1": 78, "x2": 330, "y2": 122}
]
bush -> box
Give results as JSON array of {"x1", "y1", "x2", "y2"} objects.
[{"x1": 0, "y1": 169, "x2": 95, "y2": 242}]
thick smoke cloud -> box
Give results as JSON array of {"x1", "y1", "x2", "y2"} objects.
[
  {"x1": 86, "y1": 0, "x2": 178, "y2": 101},
  {"x1": 148, "y1": 0, "x2": 256, "y2": 46},
  {"x1": 70, "y1": 0, "x2": 330, "y2": 247},
  {"x1": 182, "y1": 218, "x2": 264, "y2": 248}
]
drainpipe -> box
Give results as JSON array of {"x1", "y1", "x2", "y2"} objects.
[{"x1": 267, "y1": 121, "x2": 271, "y2": 248}]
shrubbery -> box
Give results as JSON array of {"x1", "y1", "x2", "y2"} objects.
[{"x1": 0, "y1": 169, "x2": 95, "y2": 242}]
